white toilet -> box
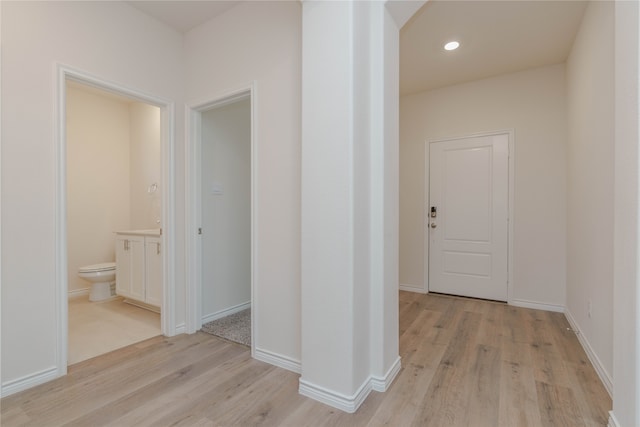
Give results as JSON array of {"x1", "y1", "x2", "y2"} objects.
[{"x1": 78, "y1": 262, "x2": 116, "y2": 302}]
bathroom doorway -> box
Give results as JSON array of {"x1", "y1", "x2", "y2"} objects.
[
  {"x1": 60, "y1": 71, "x2": 173, "y2": 367},
  {"x1": 185, "y1": 87, "x2": 255, "y2": 351}
]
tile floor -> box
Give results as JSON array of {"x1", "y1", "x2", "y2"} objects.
[{"x1": 68, "y1": 296, "x2": 161, "y2": 365}]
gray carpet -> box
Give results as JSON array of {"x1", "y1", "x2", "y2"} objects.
[{"x1": 201, "y1": 309, "x2": 251, "y2": 347}]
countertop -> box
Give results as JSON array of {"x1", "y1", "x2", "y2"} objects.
[{"x1": 115, "y1": 229, "x2": 161, "y2": 236}]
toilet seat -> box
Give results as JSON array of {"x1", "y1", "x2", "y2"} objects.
[{"x1": 79, "y1": 262, "x2": 116, "y2": 273}]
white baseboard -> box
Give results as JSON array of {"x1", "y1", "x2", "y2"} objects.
[
  {"x1": 299, "y1": 356, "x2": 402, "y2": 413},
  {"x1": 371, "y1": 356, "x2": 402, "y2": 392},
  {"x1": 509, "y1": 298, "x2": 565, "y2": 313},
  {"x1": 608, "y1": 411, "x2": 620, "y2": 427},
  {"x1": 399, "y1": 284, "x2": 427, "y2": 294},
  {"x1": 1, "y1": 366, "x2": 60, "y2": 398},
  {"x1": 564, "y1": 309, "x2": 613, "y2": 397},
  {"x1": 299, "y1": 377, "x2": 372, "y2": 414},
  {"x1": 68, "y1": 288, "x2": 90, "y2": 299},
  {"x1": 202, "y1": 301, "x2": 251, "y2": 324},
  {"x1": 174, "y1": 323, "x2": 186, "y2": 335},
  {"x1": 254, "y1": 347, "x2": 301, "y2": 374}
]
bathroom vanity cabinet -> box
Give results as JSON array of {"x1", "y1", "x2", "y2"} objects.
[{"x1": 115, "y1": 230, "x2": 162, "y2": 310}]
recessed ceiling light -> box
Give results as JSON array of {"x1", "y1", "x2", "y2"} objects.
[{"x1": 444, "y1": 41, "x2": 460, "y2": 51}]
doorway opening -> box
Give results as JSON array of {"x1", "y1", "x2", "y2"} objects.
[
  {"x1": 186, "y1": 86, "x2": 255, "y2": 352},
  {"x1": 56, "y1": 65, "x2": 176, "y2": 374}
]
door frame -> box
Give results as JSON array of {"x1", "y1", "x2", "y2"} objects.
[
  {"x1": 55, "y1": 64, "x2": 177, "y2": 376},
  {"x1": 423, "y1": 129, "x2": 515, "y2": 302},
  {"x1": 185, "y1": 83, "x2": 257, "y2": 355}
]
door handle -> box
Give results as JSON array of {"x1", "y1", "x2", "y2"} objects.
[{"x1": 430, "y1": 223, "x2": 437, "y2": 229}]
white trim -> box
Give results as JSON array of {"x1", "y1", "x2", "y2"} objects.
[
  {"x1": 175, "y1": 323, "x2": 186, "y2": 335},
  {"x1": 123, "y1": 298, "x2": 161, "y2": 314},
  {"x1": 55, "y1": 65, "x2": 177, "y2": 382},
  {"x1": 298, "y1": 357, "x2": 401, "y2": 413},
  {"x1": 68, "y1": 288, "x2": 90, "y2": 299},
  {"x1": 299, "y1": 378, "x2": 372, "y2": 414},
  {"x1": 0, "y1": 1, "x2": 3, "y2": 401},
  {"x1": 509, "y1": 299, "x2": 565, "y2": 313},
  {"x1": 1, "y1": 367, "x2": 58, "y2": 398},
  {"x1": 55, "y1": 64, "x2": 69, "y2": 381},
  {"x1": 564, "y1": 308, "x2": 614, "y2": 397},
  {"x1": 424, "y1": 129, "x2": 515, "y2": 301},
  {"x1": 185, "y1": 83, "x2": 258, "y2": 362},
  {"x1": 254, "y1": 348, "x2": 302, "y2": 374},
  {"x1": 507, "y1": 130, "x2": 515, "y2": 304},
  {"x1": 185, "y1": 103, "x2": 202, "y2": 334},
  {"x1": 422, "y1": 140, "x2": 430, "y2": 293},
  {"x1": 202, "y1": 301, "x2": 251, "y2": 324},
  {"x1": 399, "y1": 284, "x2": 428, "y2": 294},
  {"x1": 371, "y1": 356, "x2": 402, "y2": 392},
  {"x1": 161, "y1": 101, "x2": 177, "y2": 337},
  {"x1": 608, "y1": 411, "x2": 621, "y2": 427}
]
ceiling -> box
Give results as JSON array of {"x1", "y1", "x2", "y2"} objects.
[
  {"x1": 124, "y1": 0, "x2": 588, "y2": 96},
  {"x1": 401, "y1": 1, "x2": 588, "y2": 95},
  {"x1": 126, "y1": 1, "x2": 238, "y2": 33}
]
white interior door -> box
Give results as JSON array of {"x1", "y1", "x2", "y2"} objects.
[{"x1": 428, "y1": 134, "x2": 509, "y2": 301}]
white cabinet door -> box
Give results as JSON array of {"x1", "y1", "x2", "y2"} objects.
[
  {"x1": 115, "y1": 235, "x2": 145, "y2": 301},
  {"x1": 145, "y1": 236, "x2": 162, "y2": 307},
  {"x1": 115, "y1": 236, "x2": 131, "y2": 297},
  {"x1": 115, "y1": 232, "x2": 162, "y2": 310},
  {"x1": 129, "y1": 236, "x2": 146, "y2": 301}
]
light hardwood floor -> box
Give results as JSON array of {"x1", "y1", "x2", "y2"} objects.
[{"x1": 1, "y1": 292, "x2": 611, "y2": 426}]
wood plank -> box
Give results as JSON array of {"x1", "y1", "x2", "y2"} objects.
[
  {"x1": 463, "y1": 343, "x2": 501, "y2": 426},
  {"x1": 536, "y1": 380, "x2": 586, "y2": 427},
  {"x1": 526, "y1": 310, "x2": 572, "y2": 388},
  {"x1": 474, "y1": 301, "x2": 505, "y2": 348},
  {"x1": 564, "y1": 360, "x2": 612, "y2": 426},
  {"x1": 367, "y1": 309, "x2": 447, "y2": 426},
  {"x1": 498, "y1": 338, "x2": 543, "y2": 427},
  {"x1": 415, "y1": 311, "x2": 482, "y2": 426},
  {"x1": 64, "y1": 342, "x2": 243, "y2": 426}
]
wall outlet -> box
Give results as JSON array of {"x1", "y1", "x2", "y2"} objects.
[{"x1": 210, "y1": 182, "x2": 223, "y2": 195}]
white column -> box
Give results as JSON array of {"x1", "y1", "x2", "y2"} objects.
[
  {"x1": 299, "y1": 0, "x2": 402, "y2": 413},
  {"x1": 612, "y1": 1, "x2": 640, "y2": 426}
]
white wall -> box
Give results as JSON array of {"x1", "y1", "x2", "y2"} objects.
[
  {"x1": 66, "y1": 86, "x2": 131, "y2": 293},
  {"x1": 130, "y1": 102, "x2": 161, "y2": 230},
  {"x1": 201, "y1": 99, "x2": 251, "y2": 318},
  {"x1": 613, "y1": 0, "x2": 640, "y2": 424},
  {"x1": 184, "y1": 1, "x2": 301, "y2": 363},
  {"x1": 566, "y1": 0, "x2": 614, "y2": 390},
  {"x1": 1, "y1": 1, "x2": 183, "y2": 390},
  {"x1": 400, "y1": 64, "x2": 567, "y2": 307}
]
